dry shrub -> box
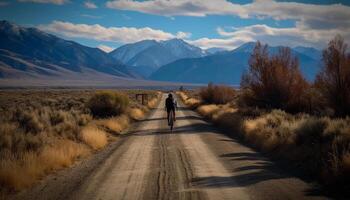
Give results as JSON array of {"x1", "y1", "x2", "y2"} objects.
[
  {"x1": 80, "y1": 126, "x2": 107, "y2": 150},
  {"x1": 128, "y1": 108, "x2": 145, "y2": 121},
  {"x1": 240, "y1": 41, "x2": 309, "y2": 113},
  {"x1": 15, "y1": 110, "x2": 44, "y2": 134},
  {"x1": 211, "y1": 104, "x2": 238, "y2": 121},
  {"x1": 87, "y1": 91, "x2": 129, "y2": 118},
  {"x1": 39, "y1": 140, "x2": 89, "y2": 170},
  {"x1": 0, "y1": 90, "x2": 154, "y2": 193},
  {"x1": 98, "y1": 115, "x2": 130, "y2": 134},
  {"x1": 147, "y1": 98, "x2": 159, "y2": 109},
  {"x1": 177, "y1": 91, "x2": 188, "y2": 102},
  {"x1": 0, "y1": 140, "x2": 89, "y2": 190},
  {"x1": 197, "y1": 104, "x2": 220, "y2": 118},
  {"x1": 196, "y1": 103, "x2": 242, "y2": 138},
  {"x1": 146, "y1": 92, "x2": 161, "y2": 109},
  {"x1": 240, "y1": 110, "x2": 350, "y2": 188},
  {"x1": 177, "y1": 92, "x2": 201, "y2": 109},
  {"x1": 243, "y1": 110, "x2": 296, "y2": 150},
  {"x1": 0, "y1": 89, "x2": 152, "y2": 188},
  {"x1": 199, "y1": 83, "x2": 236, "y2": 104},
  {"x1": 315, "y1": 35, "x2": 350, "y2": 117},
  {"x1": 185, "y1": 98, "x2": 201, "y2": 108}
]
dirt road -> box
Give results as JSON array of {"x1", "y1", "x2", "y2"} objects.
[{"x1": 14, "y1": 94, "x2": 329, "y2": 200}]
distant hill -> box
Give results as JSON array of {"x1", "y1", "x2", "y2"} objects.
[
  {"x1": 0, "y1": 20, "x2": 136, "y2": 79},
  {"x1": 110, "y1": 38, "x2": 206, "y2": 77},
  {"x1": 150, "y1": 42, "x2": 322, "y2": 85}
]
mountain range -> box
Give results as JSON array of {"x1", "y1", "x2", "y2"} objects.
[
  {"x1": 0, "y1": 20, "x2": 323, "y2": 86},
  {"x1": 110, "y1": 38, "x2": 206, "y2": 77},
  {"x1": 150, "y1": 42, "x2": 322, "y2": 85},
  {"x1": 0, "y1": 20, "x2": 136, "y2": 79}
]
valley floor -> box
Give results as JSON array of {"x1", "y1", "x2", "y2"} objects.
[{"x1": 11, "y1": 94, "x2": 329, "y2": 200}]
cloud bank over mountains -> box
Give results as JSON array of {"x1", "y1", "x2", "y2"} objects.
[
  {"x1": 105, "y1": 0, "x2": 350, "y2": 49},
  {"x1": 11, "y1": 0, "x2": 350, "y2": 50}
]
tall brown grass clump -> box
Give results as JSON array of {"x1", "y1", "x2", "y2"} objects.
[
  {"x1": 147, "y1": 98, "x2": 158, "y2": 109},
  {"x1": 0, "y1": 139, "x2": 89, "y2": 190},
  {"x1": 177, "y1": 91, "x2": 201, "y2": 109},
  {"x1": 197, "y1": 104, "x2": 220, "y2": 118},
  {"x1": 128, "y1": 108, "x2": 145, "y2": 120},
  {"x1": 97, "y1": 115, "x2": 130, "y2": 135},
  {"x1": 315, "y1": 35, "x2": 350, "y2": 117},
  {"x1": 80, "y1": 126, "x2": 108, "y2": 150},
  {"x1": 87, "y1": 91, "x2": 129, "y2": 118},
  {"x1": 240, "y1": 42, "x2": 309, "y2": 112},
  {"x1": 199, "y1": 83, "x2": 236, "y2": 104}
]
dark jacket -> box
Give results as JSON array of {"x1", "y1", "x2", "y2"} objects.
[{"x1": 165, "y1": 97, "x2": 175, "y2": 111}]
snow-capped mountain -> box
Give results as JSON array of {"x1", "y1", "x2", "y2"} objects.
[
  {"x1": 109, "y1": 40, "x2": 158, "y2": 64},
  {"x1": 109, "y1": 38, "x2": 206, "y2": 77}
]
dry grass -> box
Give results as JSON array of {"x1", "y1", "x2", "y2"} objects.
[
  {"x1": 0, "y1": 140, "x2": 89, "y2": 190},
  {"x1": 182, "y1": 89, "x2": 350, "y2": 191},
  {"x1": 197, "y1": 104, "x2": 220, "y2": 118},
  {"x1": 177, "y1": 91, "x2": 201, "y2": 109},
  {"x1": 97, "y1": 115, "x2": 130, "y2": 135},
  {"x1": 128, "y1": 108, "x2": 145, "y2": 121},
  {"x1": 80, "y1": 126, "x2": 107, "y2": 150},
  {"x1": 0, "y1": 89, "x2": 161, "y2": 193},
  {"x1": 147, "y1": 93, "x2": 161, "y2": 109},
  {"x1": 147, "y1": 98, "x2": 158, "y2": 108}
]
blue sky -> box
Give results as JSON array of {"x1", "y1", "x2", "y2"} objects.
[{"x1": 1, "y1": 0, "x2": 350, "y2": 52}]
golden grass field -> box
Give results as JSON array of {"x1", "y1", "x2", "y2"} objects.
[{"x1": 0, "y1": 90, "x2": 161, "y2": 193}]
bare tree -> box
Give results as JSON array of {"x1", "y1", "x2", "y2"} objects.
[
  {"x1": 315, "y1": 35, "x2": 350, "y2": 116},
  {"x1": 241, "y1": 41, "x2": 309, "y2": 112}
]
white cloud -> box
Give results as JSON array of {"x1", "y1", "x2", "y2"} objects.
[
  {"x1": 84, "y1": 1, "x2": 97, "y2": 9},
  {"x1": 176, "y1": 31, "x2": 191, "y2": 39},
  {"x1": 105, "y1": 0, "x2": 350, "y2": 31},
  {"x1": 18, "y1": 0, "x2": 69, "y2": 5},
  {"x1": 39, "y1": 21, "x2": 190, "y2": 43},
  {"x1": 190, "y1": 24, "x2": 350, "y2": 50},
  {"x1": 188, "y1": 37, "x2": 251, "y2": 50},
  {"x1": 106, "y1": 0, "x2": 245, "y2": 17},
  {"x1": 104, "y1": 0, "x2": 350, "y2": 49},
  {"x1": 98, "y1": 45, "x2": 114, "y2": 53}
]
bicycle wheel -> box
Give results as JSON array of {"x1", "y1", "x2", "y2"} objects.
[{"x1": 169, "y1": 110, "x2": 174, "y2": 131}]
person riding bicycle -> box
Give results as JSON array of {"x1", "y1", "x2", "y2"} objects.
[{"x1": 165, "y1": 93, "x2": 176, "y2": 125}]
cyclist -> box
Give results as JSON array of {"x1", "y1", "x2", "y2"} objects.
[{"x1": 165, "y1": 93, "x2": 176, "y2": 125}]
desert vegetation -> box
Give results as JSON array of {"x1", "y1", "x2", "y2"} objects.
[
  {"x1": 179, "y1": 35, "x2": 350, "y2": 193},
  {"x1": 0, "y1": 90, "x2": 160, "y2": 194},
  {"x1": 240, "y1": 42, "x2": 309, "y2": 113},
  {"x1": 199, "y1": 83, "x2": 236, "y2": 104}
]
